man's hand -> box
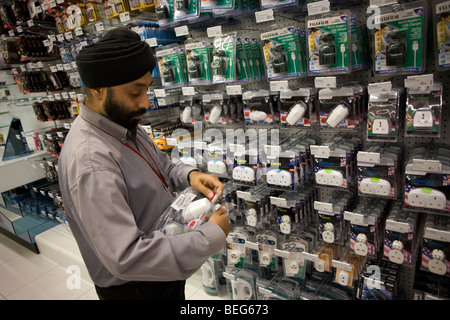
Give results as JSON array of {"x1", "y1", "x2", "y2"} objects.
[
  {"x1": 188, "y1": 170, "x2": 224, "y2": 200},
  {"x1": 208, "y1": 205, "x2": 230, "y2": 236}
]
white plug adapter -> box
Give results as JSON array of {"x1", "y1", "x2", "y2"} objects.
[
  {"x1": 326, "y1": 103, "x2": 349, "y2": 128},
  {"x1": 425, "y1": 189, "x2": 447, "y2": 210},
  {"x1": 413, "y1": 110, "x2": 434, "y2": 130},
  {"x1": 328, "y1": 169, "x2": 344, "y2": 187},
  {"x1": 322, "y1": 222, "x2": 335, "y2": 243},
  {"x1": 279, "y1": 215, "x2": 292, "y2": 234},
  {"x1": 428, "y1": 249, "x2": 447, "y2": 276},
  {"x1": 354, "y1": 233, "x2": 368, "y2": 256},
  {"x1": 337, "y1": 270, "x2": 350, "y2": 286},
  {"x1": 231, "y1": 278, "x2": 253, "y2": 300},
  {"x1": 372, "y1": 118, "x2": 391, "y2": 135},
  {"x1": 360, "y1": 178, "x2": 391, "y2": 197},
  {"x1": 409, "y1": 188, "x2": 446, "y2": 210},
  {"x1": 287, "y1": 260, "x2": 300, "y2": 275},
  {"x1": 207, "y1": 160, "x2": 227, "y2": 174},
  {"x1": 389, "y1": 240, "x2": 404, "y2": 264},
  {"x1": 209, "y1": 105, "x2": 222, "y2": 124},
  {"x1": 249, "y1": 111, "x2": 267, "y2": 122},
  {"x1": 228, "y1": 250, "x2": 242, "y2": 265},
  {"x1": 259, "y1": 251, "x2": 272, "y2": 266},
  {"x1": 181, "y1": 106, "x2": 192, "y2": 123},
  {"x1": 233, "y1": 166, "x2": 256, "y2": 183},
  {"x1": 182, "y1": 197, "x2": 211, "y2": 222},
  {"x1": 246, "y1": 208, "x2": 258, "y2": 227},
  {"x1": 286, "y1": 102, "x2": 307, "y2": 126},
  {"x1": 315, "y1": 259, "x2": 326, "y2": 273},
  {"x1": 267, "y1": 169, "x2": 292, "y2": 187}
]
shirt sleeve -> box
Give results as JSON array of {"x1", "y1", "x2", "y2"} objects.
[{"x1": 69, "y1": 168, "x2": 226, "y2": 282}]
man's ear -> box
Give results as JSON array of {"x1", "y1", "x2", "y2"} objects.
[{"x1": 90, "y1": 87, "x2": 108, "y2": 101}]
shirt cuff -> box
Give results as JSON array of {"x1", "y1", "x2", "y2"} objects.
[
  {"x1": 197, "y1": 221, "x2": 226, "y2": 256},
  {"x1": 186, "y1": 168, "x2": 200, "y2": 186}
]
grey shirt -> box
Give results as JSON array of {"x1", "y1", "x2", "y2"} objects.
[{"x1": 58, "y1": 104, "x2": 226, "y2": 288}]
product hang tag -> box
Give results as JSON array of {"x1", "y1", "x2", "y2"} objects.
[
  {"x1": 154, "y1": 89, "x2": 166, "y2": 97},
  {"x1": 369, "y1": 0, "x2": 398, "y2": 7},
  {"x1": 27, "y1": 20, "x2": 34, "y2": 27},
  {"x1": 255, "y1": 9, "x2": 274, "y2": 23},
  {"x1": 310, "y1": 145, "x2": 330, "y2": 158},
  {"x1": 412, "y1": 159, "x2": 442, "y2": 173},
  {"x1": 74, "y1": 27, "x2": 83, "y2": 36},
  {"x1": 119, "y1": 12, "x2": 130, "y2": 22},
  {"x1": 64, "y1": 31, "x2": 73, "y2": 40},
  {"x1": 357, "y1": 151, "x2": 381, "y2": 164},
  {"x1": 95, "y1": 22, "x2": 104, "y2": 32},
  {"x1": 368, "y1": 82, "x2": 392, "y2": 95},
  {"x1": 175, "y1": 25, "x2": 189, "y2": 37},
  {"x1": 307, "y1": 0, "x2": 330, "y2": 15},
  {"x1": 226, "y1": 85, "x2": 242, "y2": 95},
  {"x1": 146, "y1": 38, "x2": 158, "y2": 47},
  {"x1": 207, "y1": 26, "x2": 222, "y2": 38},
  {"x1": 404, "y1": 74, "x2": 434, "y2": 88},
  {"x1": 56, "y1": 34, "x2": 65, "y2": 42},
  {"x1": 314, "y1": 77, "x2": 337, "y2": 88},
  {"x1": 182, "y1": 87, "x2": 195, "y2": 96},
  {"x1": 269, "y1": 81, "x2": 289, "y2": 91}
]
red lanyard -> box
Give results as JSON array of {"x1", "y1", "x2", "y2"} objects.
[{"x1": 81, "y1": 116, "x2": 169, "y2": 189}]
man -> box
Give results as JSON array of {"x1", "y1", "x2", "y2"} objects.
[{"x1": 58, "y1": 27, "x2": 230, "y2": 300}]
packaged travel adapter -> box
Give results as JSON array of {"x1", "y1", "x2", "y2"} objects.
[
  {"x1": 276, "y1": 237, "x2": 308, "y2": 279},
  {"x1": 306, "y1": 9, "x2": 352, "y2": 75},
  {"x1": 156, "y1": 44, "x2": 187, "y2": 88},
  {"x1": 255, "y1": 231, "x2": 278, "y2": 269},
  {"x1": 152, "y1": 187, "x2": 221, "y2": 235},
  {"x1": 405, "y1": 83, "x2": 443, "y2": 138},
  {"x1": 202, "y1": 92, "x2": 227, "y2": 125},
  {"x1": 184, "y1": 38, "x2": 212, "y2": 85},
  {"x1": 372, "y1": 1, "x2": 427, "y2": 75},
  {"x1": 383, "y1": 203, "x2": 418, "y2": 266},
  {"x1": 404, "y1": 145, "x2": 450, "y2": 214},
  {"x1": 226, "y1": 227, "x2": 252, "y2": 268},
  {"x1": 242, "y1": 89, "x2": 274, "y2": 125},
  {"x1": 367, "y1": 88, "x2": 401, "y2": 142},
  {"x1": 318, "y1": 87, "x2": 358, "y2": 130},
  {"x1": 261, "y1": 26, "x2": 305, "y2": 80},
  {"x1": 279, "y1": 88, "x2": 316, "y2": 128},
  {"x1": 211, "y1": 32, "x2": 237, "y2": 84},
  {"x1": 421, "y1": 214, "x2": 450, "y2": 276},
  {"x1": 434, "y1": 0, "x2": 450, "y2": 70},
  {"x1": 179, "y1": 95, "x2": 203, "y2": 124}
]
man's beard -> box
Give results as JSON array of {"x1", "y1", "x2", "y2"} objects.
[{"x1": 103, "y1": 88, "x2": 145, "y2": 130}]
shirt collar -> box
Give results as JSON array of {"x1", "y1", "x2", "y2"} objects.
[{"x1": 80, "y1": 104, "x2": 129, "y2": 142}]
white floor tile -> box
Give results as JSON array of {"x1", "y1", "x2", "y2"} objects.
[
  {"x1": 0, "y1": 250, "x2": 58, "y2": 297},
  {"x1": 6, "y1": 265, "x2": 94, "y2": 300},
  {"x1": 0, "y1": 233, "x2": 30, "y2": 265}
]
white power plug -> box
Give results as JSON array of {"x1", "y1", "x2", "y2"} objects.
[
  {"x1": 426, "y1": 189, "x2": 447, "y2": 210},
  {"x1": 372, "y1": 118, "x2": 391, "y2": 135},
  {"x1": 286, "y1": 102, "x2": 307, "y2": 126},
  {"x1": 413, "y1": 110, "x2": 434, "y2": 130},
  {"x1": 286, "y1": 259, "x2": 300, "y2": 275},
  {"x1": 326, "y1": 103, "x2": 349, "y2": 128},
  {"x1": 181, "y1": 106, "x2": 192, "y2": 123},
  {"x1": 315, "y1": 259, "x2": 326, "y2": 273},
  {"x1": 389, "y1": 240, "x2": 404, "y2": 264},
  {"x1": 182, "y1": 197, "x2": 211, "y2": 222},
  {"x1": 209, "y1": 106, "x2": 222, "y2": 124},
  {"x1": 322, "y1": 222, "x2": 335, "y2": 243},
  {"x1": 428, "y1": 249, "x2": 447, "y2": 276},
  {"x1": 354, "y1": 233, "x2": 368, "y2": 256},
  {"x1": 249, "y1": 111, "x2": 267, "y2": 122},
  {"x1": 207, "y1": 160, "x2": 227, "y2": 175},
  {"x1": 360, "y1": 178, "x2": 391, "y2": 197}
]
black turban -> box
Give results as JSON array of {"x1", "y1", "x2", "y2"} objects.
[{"x1": 76, "y1": 27, "x2": 156, "y2": 88}]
